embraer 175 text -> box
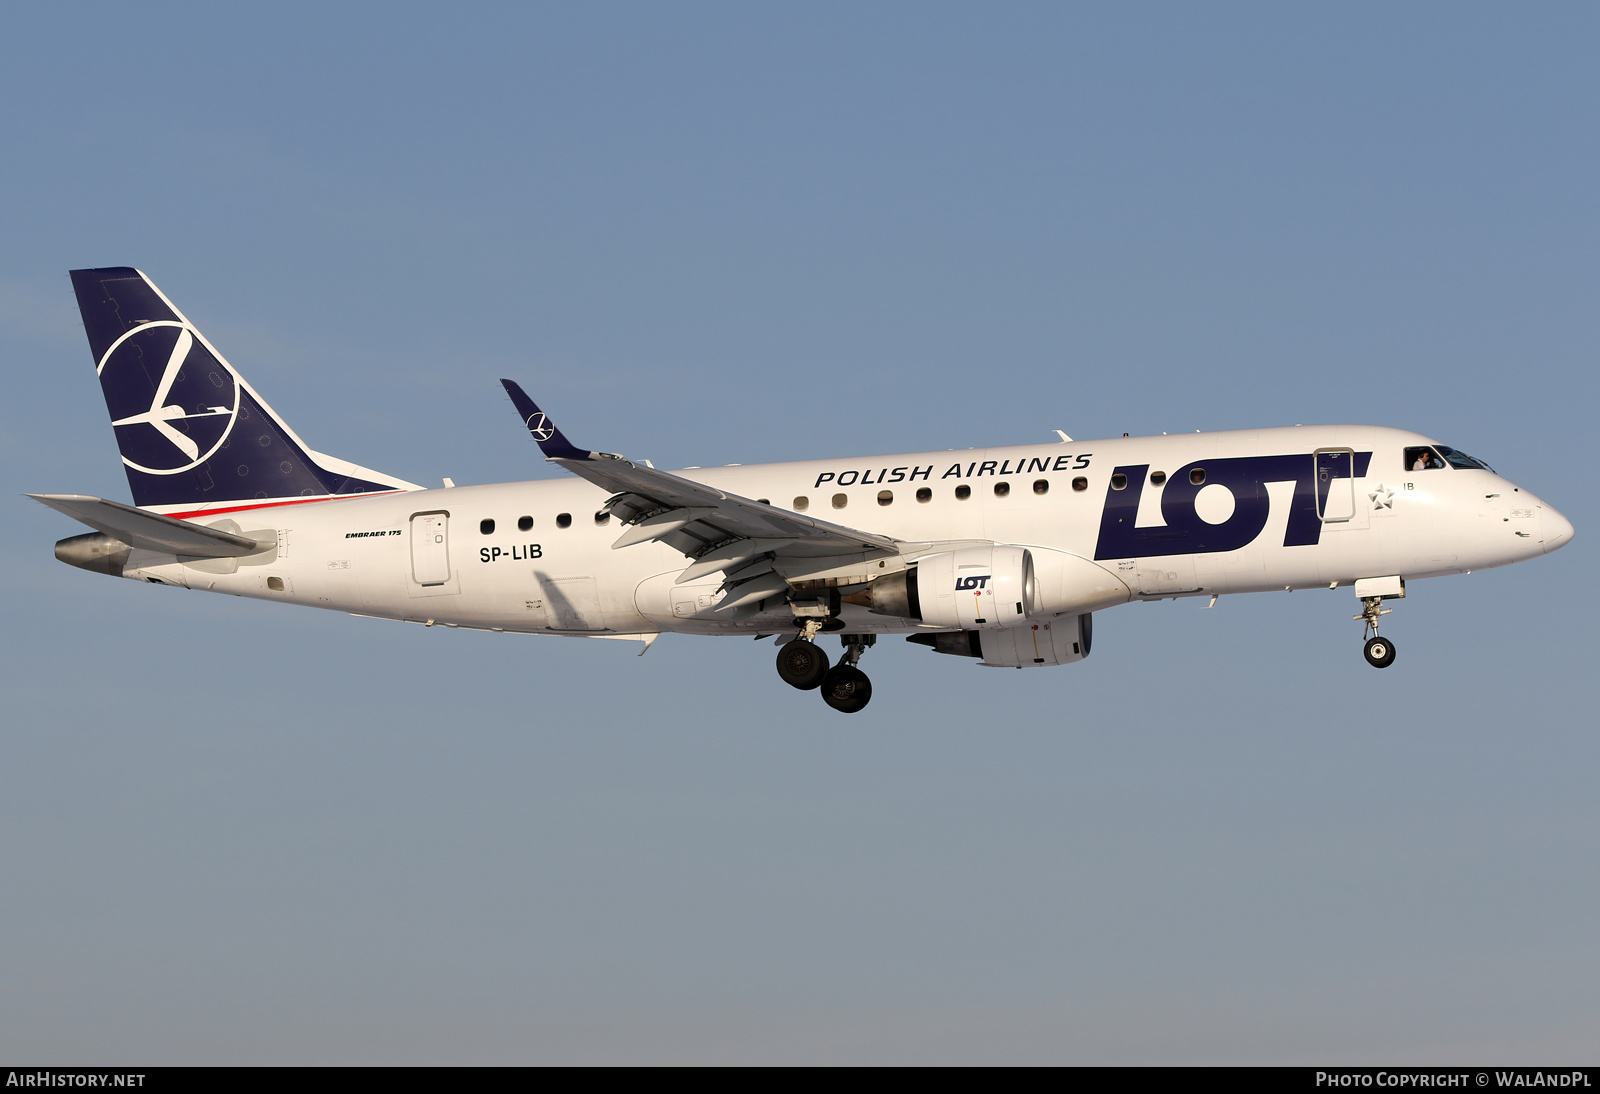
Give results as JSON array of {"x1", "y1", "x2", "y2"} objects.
[{"x1": 33, "y1": 268, "x2": 1575, "y2": 713}]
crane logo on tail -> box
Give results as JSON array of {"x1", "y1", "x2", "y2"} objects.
[{"x1": 96, "y1": 321, "x2": 240, "y2": 475}]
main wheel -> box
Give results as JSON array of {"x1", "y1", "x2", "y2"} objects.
[
  {"x1": 776, "y1": 640, "x2": 830, "y2": 690},
  {"x1": 1363, "y1": 635, "x2": 1397, "y2": 668},
  {"x1": 819, "y1": 664, "x2": 873, "y2": 713}
]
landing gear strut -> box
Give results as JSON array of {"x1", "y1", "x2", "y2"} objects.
[
  {"x1": 1356, "y1": 596, "x2": 1397, "y2": 669},
  {"x1": 819, "y1": 635, "x2": 875, "y2": 714}
]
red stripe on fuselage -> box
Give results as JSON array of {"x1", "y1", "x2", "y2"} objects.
[{"x1": 161, "y1": 490, "x2": 405, "y2": 520}]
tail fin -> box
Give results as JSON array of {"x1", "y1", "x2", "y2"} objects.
[{"x1": 69, "y1": 267, "x2": 417, "y2": 512}]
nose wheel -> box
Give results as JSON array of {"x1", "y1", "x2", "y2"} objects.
[
  {"x1": 1363, "y1": 635, "x2": 1396, "y2": 668},
  {"x1": 1356, "y1": 596, "x2": 1397, "y2": 669}
]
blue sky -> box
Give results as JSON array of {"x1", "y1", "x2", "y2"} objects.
[{"x1": 2, "y1": 2, "x2": 1596, "y2": 1063}]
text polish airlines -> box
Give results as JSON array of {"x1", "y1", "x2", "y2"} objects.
[{"x1": 33, "y1": 268, "x2": 1575, "y2": 713}]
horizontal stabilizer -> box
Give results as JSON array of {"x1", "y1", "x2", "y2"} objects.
[{"x1": 28, "y1": 494, "x2": 271, "y2": 557}]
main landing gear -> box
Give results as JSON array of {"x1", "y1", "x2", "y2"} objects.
[
  {"x1": 774, "y1": 625, "x2": 875, "y2": 713},
  {"x1": 1357, "y1": 596, "x2": 1397, "y2": 669},
  {"x1": 775, "y1": 635, "x2": 830, "y2": 689},
  {"x1": 821, "y1": 635, "x2": 874, "y2": 714}
]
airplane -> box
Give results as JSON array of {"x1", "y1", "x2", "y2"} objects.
[{"x1": 31, "y1": 267, "x2": 1575, "y2": 714}]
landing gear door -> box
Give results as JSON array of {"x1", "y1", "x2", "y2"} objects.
[
  {"x1": 410, "y1": 511, "x2": 451, "y2": 586},
  {"x1": 1315, "y1": 449, "x2": 1356, "y2": 522}
]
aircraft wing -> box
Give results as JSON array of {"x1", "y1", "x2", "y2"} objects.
[
  {"x1": 501, "y1": 380, "x2": 907, "y2": 613},
  {"x1": 28, "y1": 494, "x2": 272, "y2": 557}
]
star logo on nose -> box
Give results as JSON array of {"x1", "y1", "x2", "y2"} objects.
[{"x1": 1369, "y1": 484, "x2": 1394, "y2": 509}]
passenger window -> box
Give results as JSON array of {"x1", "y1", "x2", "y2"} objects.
[
  {"x1": 793, "y1": 496, "x2": 809, "y2": 511},
  {"x1": 555, "y1": 513, "x2": 572, "y2": 528},
  {"x1": 1405, "y1": 446, "x2": 1447, "y2": 472},
  {"x1": 992, "y1": 482, "x2": 1008, "y2": 497},
  {"x1": 1190, "y1": 468, "x2": 1205, "y2": 485},
  {"x1": 877, "y1": 490, "x2": 893, "y2": 506},
  {"x1": 1072, "y1": 477, "x2": 1088, "y2": 492},
  {"x1": 1110, "y1": 474, "x2": 1127, "y2": 491},
  {"x1": 756, "y1": 498, "x2": 770, "y2": 505},
  {"x1": 517, "y1": 516, "x2": 533, "y2": 531},
  {"x1": 480, "y1": 518, "x2": 495, "y2": 535},
  {"x1": 1150, "y1": 471, "x2": 1167, "y2": 485},
  {"x1": 916, "y1": 487, "x2": 932, "y2": 503},
  {"x1": 1033, "y1": 479, "x2": 1049, "y2": 495},
  {"x1": 594, "y1": 511, "x2": 610, "y2": 525},
  {"x1": 955, "y1": 485, "x2": 971, "y2": 500},
  {"x1": 832, "y1": 493, "x2": 848, "y2": 509}
]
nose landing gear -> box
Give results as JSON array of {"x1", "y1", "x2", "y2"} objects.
[{"x1": 1356, "y1": 596, "x2": 1397, "y2": 669}]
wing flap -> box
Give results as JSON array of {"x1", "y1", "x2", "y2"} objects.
[
  {"x1": 716, "y1": 571, "x2": 791, "y2": 613},
  {"x1": 675, "y1": 538, "x2": 795, "y2": 584}
]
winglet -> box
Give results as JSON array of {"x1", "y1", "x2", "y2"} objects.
[{"x1": 500, "y1": 379, "x2": 592, "y2": 461}]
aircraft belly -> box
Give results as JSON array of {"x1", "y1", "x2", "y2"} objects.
[
  {"x1": 1313, "y1": 528, "x2": 1379, "y2": 586},
  {"x1": 1193, "y1": 544, "x2": 1264, "y2": 594},
  {"x1": 1134, "y1": 555, "x2": 1199, "y2": 596}
]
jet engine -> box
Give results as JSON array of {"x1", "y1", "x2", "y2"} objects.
[
  {"x1": 907, "y1": 613, "x2": 1093, "y2": 668},
  {"x1": 857, "y1": 545, "x2": 1034, "y2": 630},
  {"x1": 854, "y1": 545, "x2": 1131, "y2": 628}
]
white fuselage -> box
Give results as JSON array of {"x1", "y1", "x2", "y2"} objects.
[{"x1": 122, "y1": 425, "x2": 1570, "y2": 639}]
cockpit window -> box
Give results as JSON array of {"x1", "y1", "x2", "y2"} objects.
[
  {"x1": 1406, "y1": 445, "x2": 1493, "y2": 472},
  {"x1": 1434, "y1": 445, "x2": 1493, "y2": 472},
  {"x1": 1405, "y1": 446, "x2": 1447, "y2": 471}
]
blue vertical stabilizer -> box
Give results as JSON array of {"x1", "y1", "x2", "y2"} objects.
[{"x1": 69, "y1": 268, "x2": 417, "y2": 510}]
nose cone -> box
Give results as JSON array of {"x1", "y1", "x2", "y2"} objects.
[{"x1": 1542, "y1": 505, "x2": 1575, "y2": 554}]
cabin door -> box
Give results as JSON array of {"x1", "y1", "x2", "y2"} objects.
[
  {"x1": 1315, "y1": 449, "x2": 1356, "y2": 523},
  {"x1": 410, "y1": 512, "x2": 451, "y2": 586}
]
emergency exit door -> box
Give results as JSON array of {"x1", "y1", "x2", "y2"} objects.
[{"x1": 410, "y1": 512, "x2": 451, "y2": 585}]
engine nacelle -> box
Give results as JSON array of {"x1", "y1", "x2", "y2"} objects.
[
  {"x1": 906, "y1": 613, "x2": 1094, "y2": 667},
  {"x1": 977, "y1": 613, "x2": 1092, "y2": 668},
  {"x1": 863, "y1": 545, "x2": 1034, "y2": 630},
  {"x1": 858, "y1": 545, "x2": 1131, "y2": 627}
]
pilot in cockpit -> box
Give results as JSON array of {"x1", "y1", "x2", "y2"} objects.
[{"x1": 1408, "y1": 447, "x2": 1445, "y2": 471}]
